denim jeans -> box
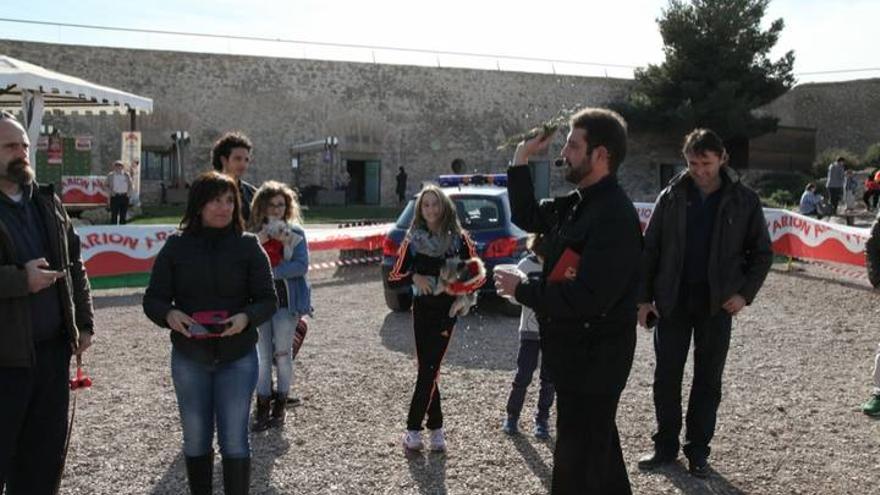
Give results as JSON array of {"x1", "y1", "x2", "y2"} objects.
[
  {"x1": 505, "y1": 339, "x2": 555, "y2": 423},
  {"x1": 256, "y1": 309, "x2": 297, "y2": 397},
  {"x1": 171, "y1": 347, "x2": 257, "y2": 458}
]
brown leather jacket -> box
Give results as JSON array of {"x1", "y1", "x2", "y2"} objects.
[{"x1": 0, "y1": 184, "x2": 94, "y2": 367}]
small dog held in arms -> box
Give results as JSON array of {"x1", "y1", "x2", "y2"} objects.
[
  {"x1": 435, "y1": 257, "x2": 485, "y2": 317},
  {"x1": 264, "y1": 218, "x2": 303, "y2": 261}
]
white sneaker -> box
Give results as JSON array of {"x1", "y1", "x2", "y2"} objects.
[
  {"x1": 402, "y1": 430, "x2": 423, "y2": 451},
  {"x1": 428, "y1": 428, "x2": 446, "y2": 452}
]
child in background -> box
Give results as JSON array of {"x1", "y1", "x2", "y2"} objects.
[
  {"x1": 502, "y1": 234, "x2": 556, "y2": 439},
  {"x1": 248, "y1": 181, "x2": 312, "y2": 431}
]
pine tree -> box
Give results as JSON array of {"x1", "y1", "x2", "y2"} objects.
[{"x1": 619, "y1": 0, "x2": 795, "y2": 141}]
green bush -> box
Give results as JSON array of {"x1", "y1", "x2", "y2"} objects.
[
  {"x1": 812, "y1": 148, "x2": 862, "y2": 177},
  {"x1": 745, "y1": 170, "x2": 812, "y2": 200},
  {"x1": 767, "y1": 189, "x2": 795, "y2": 207},
  {"x1": 863, "y1": 142, "x2": 880, "y2": 168}
]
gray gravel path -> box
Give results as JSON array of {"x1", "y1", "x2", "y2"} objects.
[{"x1": 58, "y1": 262, "x2": 880, "y2": 494}]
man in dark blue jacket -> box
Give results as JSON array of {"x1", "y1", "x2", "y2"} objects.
[
  {"x1": 0, "y1": 112, "x2": 94, "y2": 494},
  {"x1": 496, "y1": 108, "x2": 641, "y2": 495},
  {"x1": 637, "y1": 128, "x2": 772, "y2": 477}
]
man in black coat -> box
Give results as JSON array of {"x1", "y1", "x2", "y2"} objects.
[
  {"x1": 0, "y1": 112, "x2": 94, "y2": 494},
  {"x1": 495, "y1": 108, "x2": 641, "y2": 495},
  {"x1": 636, "y1": 128, "x2": 772, "y2": 477}
]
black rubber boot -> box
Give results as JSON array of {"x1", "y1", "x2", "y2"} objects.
[
  {"x1": 184, "y1": 452, "x2": 214, "y2": 495},
  {"x1": 269, "y1": 392, "x2": 287, "y2": 428},
  {"x1": 251, "y1": 395, "x2": 271, "y2": 432},
  {"x1": 222, "y1": 457, "x2": 251, "y2": 495}
]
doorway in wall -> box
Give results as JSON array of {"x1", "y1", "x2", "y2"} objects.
[{"x1": 345, "y1": 159, "x2": 381, "y2": 205}]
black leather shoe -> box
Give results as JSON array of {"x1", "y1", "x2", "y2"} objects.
[
  {"x1": 688, "y1": 457, "x2": 709, "y2": 478},
  {"x1": 637, "y1": 451, "x2": 677, "y2": 470}
]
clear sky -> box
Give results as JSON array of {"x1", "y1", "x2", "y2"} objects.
[{"x1": 1, "y1": 0, "x2": 876, "y2": 84}]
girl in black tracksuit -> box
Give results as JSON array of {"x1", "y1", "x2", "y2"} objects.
[{"x1": 388, "y1": 185, "x2": 483, "y2": 452}]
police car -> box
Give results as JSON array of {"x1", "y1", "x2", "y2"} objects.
[{"x1": 381, "y1": 173, "x2": 528, "y2": 315}]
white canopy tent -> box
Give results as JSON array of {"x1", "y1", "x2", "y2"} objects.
[{"x1": 0, "y1": 54, "x2": 153, "y2": 171}]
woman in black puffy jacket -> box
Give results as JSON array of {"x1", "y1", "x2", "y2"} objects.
[{"x1": 143, "y1": 171, "x2": 276, "y2": 495}]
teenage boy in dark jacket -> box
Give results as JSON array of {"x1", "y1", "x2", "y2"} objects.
[
  {"x1": 496, "y1": 108, "x2": 642, "y2": 495},
  {"x1": 212, "y1": 131, "x2": 257, "y2": 222},
  {"x1": 0, "y1": 112, "x2": 95, "y2": 494},
  {"x1": 637, "y1": 128, "x2": 772, "y2": 477}
]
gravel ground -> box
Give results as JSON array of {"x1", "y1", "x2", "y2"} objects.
[{"x1": 58, "y1": 258, "x2": 880, "y2": 494}]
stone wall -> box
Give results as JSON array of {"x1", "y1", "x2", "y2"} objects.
[
  {"x1": 2, "y1": 39, "x2": 678, "y2": 204},
  {"x1": 761, "y1": 78, "x2": 880, "y2": 157}
]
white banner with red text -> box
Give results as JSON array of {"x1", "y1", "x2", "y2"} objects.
[
  {"x1": 76, "y1": 224, "x2": 393, "y2": 277},
  {"x1": 634, "y1": 202, "x2": 870, "y2": 267},
  {"x1": 76, "y1": 205, "x2": 872, "y2": 279}
]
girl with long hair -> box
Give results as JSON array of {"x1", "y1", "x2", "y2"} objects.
[
  {"x1": 143, "y1": 171, "x2": 277, "y2": 494},
  {"x1": 247, "y1": 181, "x2": 312, "y2": 431},
  {"x1": 387, "y1": 185, "x2": 484, "y2": 453}
]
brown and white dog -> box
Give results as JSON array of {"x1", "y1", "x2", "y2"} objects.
[{"x1": 435, "y1": 257, "x2": 486, "y2": 317}]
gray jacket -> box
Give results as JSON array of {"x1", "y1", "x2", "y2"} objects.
[{"x1": 640, "y1": 167, "x2": 773, "y2": 317}]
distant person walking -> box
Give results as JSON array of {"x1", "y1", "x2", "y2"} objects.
[
  {"x1": 396, "y1": 167, "x2": 408, "y2": 204},
  {"x1": 863, "y1": 174, "x2": 880, "y2": 211},
  {"x1": 107, "y1": 160, "x2": 133, "y2": 225},
  {"x1": 826, "y1": 157, "x2": 846, "y2": 215}
]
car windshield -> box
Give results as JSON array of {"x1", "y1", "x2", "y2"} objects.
[{"x1": 395, "y1": 194, "x2": 506, "y2": 231}]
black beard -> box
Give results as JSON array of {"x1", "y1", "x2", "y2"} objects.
[
  {"x1": 564, "y1": 158, "x2": 592, "y2": 185},
  {"x1": 2, "y1": 158, "x2": 35, "y2": 186}
]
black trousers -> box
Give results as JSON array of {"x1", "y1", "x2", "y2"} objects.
[
  {"x1": 406, "y1": 296, "x2": 456, "y2": 431},
  {"x1": 864, "y1": 190, "x2": 880, "y2": 210},
  {"x1": 551, "y1": 391, "x2": 631, "y2": 495},
  {"x1": 652, "y1": 290, "x2": 732, "y2": 461},
  {"x1": 827, "y1": 187, "x2": 842, "y2": 213},
  {"x1": 0, "y1": 338, "x2": 71, "y2": 495},
  {"x1": 110, "y1": 194, "x2": 129, "y2": 225}
]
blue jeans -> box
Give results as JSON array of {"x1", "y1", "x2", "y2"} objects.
[
  {"x1": 171, "y1": 347, "x2": 257, "y2": 458},
  {"x1": 256, "y1": 309, "x2": 297, "y2": 397},
  {"x1": 505, "y1": 339, "x2": 555, "y2": 423}
]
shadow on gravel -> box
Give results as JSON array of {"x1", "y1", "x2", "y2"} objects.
[
  {"x1": 148, "y1": 452, "x2": 187, "y2": 494},
  {"x1": 509, "y1": 435, "x2": 553, "y2": 491},
  {"x1": 147, "y1": 431, "x2": 289, "y2": 495},
  {"x1": 648, "y1": 462, "x2": 747, "y2": 494},
  {"x1": 251, "y1": 429, "x2": 291, "y2": 494},
  {"x1": 406, "y1": 452, "x2": 447, "y2": 495},
  {"x1": 379, "y1": 309, "x2": 520, "y2": 371},
  {"x1": 92, "y1": 292, "x2": 144, "y2": 309},
  {"x1": 771, "y1": 267, "x2": 872, "y2": 292}
]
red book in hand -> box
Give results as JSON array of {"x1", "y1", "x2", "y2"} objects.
[{"x1": 547, "y1": 248, "x2": 581, "y2": 283}]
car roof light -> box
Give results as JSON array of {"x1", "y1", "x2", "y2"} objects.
[{"x1": 437, "y1": 174, "x2": 507, "y2": 188}]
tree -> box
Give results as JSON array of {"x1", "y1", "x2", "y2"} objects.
[{"x1": 617, "y1": 0, "x2": 795, "y2": 142}]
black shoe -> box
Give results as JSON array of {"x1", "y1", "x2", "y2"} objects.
[
  {"x1": 637, "y1": 451, "x2": 677, "y2": 470},
  {"x1": 286, "y1": 395, "x2": 302, "y2": 406},
  {"x1": 688, "y1": 457, "x2": 709, "y2": 478}
]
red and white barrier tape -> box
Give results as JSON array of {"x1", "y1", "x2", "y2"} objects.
[
  {"x1": 800, "y1": 259, "x2": 869, "y2": 282},
  {"x1": 308, "y1": 255, "x2": 382, "y2": 272}
]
